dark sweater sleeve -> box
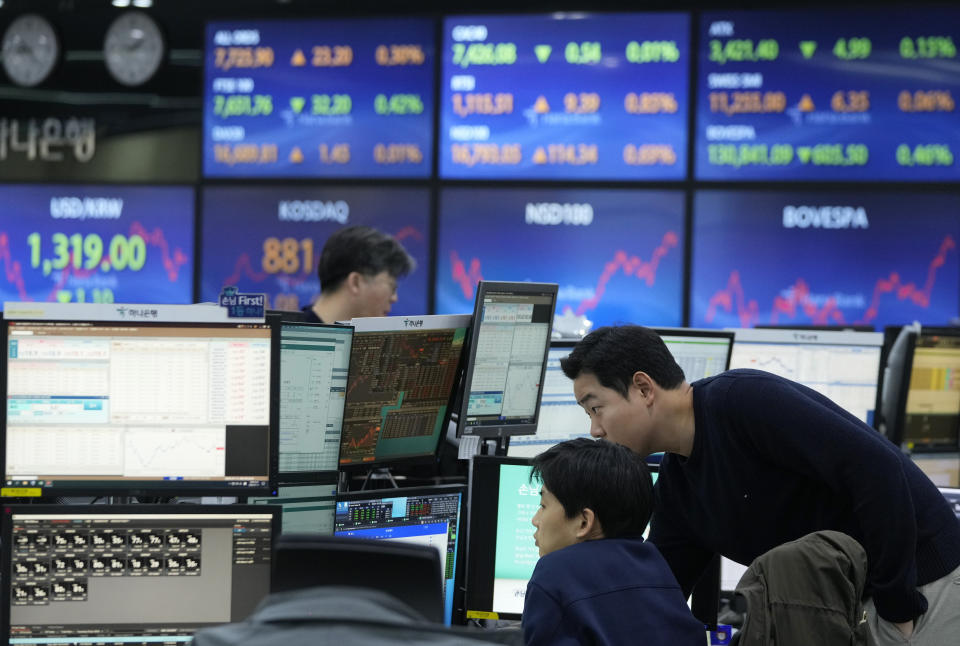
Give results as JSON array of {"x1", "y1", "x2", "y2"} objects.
[
  {"x1": 522, "y1": 581, "x2": 576, "y2": 646},
  {"x1": 728, "y1": 376, "x2": 927, "y2": 623},
  {"x1": 648, "y1": 480, "x2": 716, "y2": 598}
]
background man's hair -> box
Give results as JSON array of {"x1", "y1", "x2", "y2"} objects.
[
  {"x1": 560, "y1": 325, "x2": 685, "y2": 397},
  {"x1": 531, "y1": 437, "x2": 653, "y2": 538},
  {"x1": 317, "y1": 225, "x2": 416, "y2": 292}
]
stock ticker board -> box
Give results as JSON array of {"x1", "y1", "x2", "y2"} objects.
[
  {"x1": 690, "y1": 191, "x2": 960, "y2": 329},
  {"x1": 0, "y1": 185, "x2": 194, "y2": 305},
  {"x1": 439, "y1": 13, "x2": 690, "y2": 180},
  {"x1": 199, "y1": 186, "x2": 430, "y2": 315},
  {"x1": 435, "y1": 188, "x2": 685, "y2": 328},
  {"x1": 203, "y1": 19, "x2": 434, "y2": 178},
  {"x1": 696, "y1": 9, "x2": 960, "y2": 181}
]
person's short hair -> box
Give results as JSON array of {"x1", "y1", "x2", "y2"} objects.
[
  {"x1": 531, "y1": 438, "x2": 653, "y2": 538},
  {"x1": 317, "y1": 226, "x2": 416, "y2": 292},
  {"x1": 560, "y1": 325, "x2": 685, "y2": 397}
]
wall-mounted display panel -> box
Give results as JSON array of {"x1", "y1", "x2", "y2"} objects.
[
  {"x1": 696, "y1": 8, "x2": 960, "y2": 181},
  {"x1": 436, "y1": 188, "x2": 684, "y2": 328},
  {"x1": 691, "y1": 190, "x2": 960, "y2": 329},
  {"x1": 204, "y1": 19, "x2": 434, "y2": 178},
  {"x1": 0, "y1": 185, "x2": 194, "y2": 305},
  {"x1": 440, "y1": 13, "x2": 690, "y2": 180},
  {"x1": 200, "y1": 186, "x2": 429, "y2": 315}
]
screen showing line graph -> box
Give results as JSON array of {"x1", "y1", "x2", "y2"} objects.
[
  {"x1": 691, "y1": 190, "x2": 960, "y2": 330},
  {"x1": 338, "y1": 315, "x2": 469, "y2": 467},
  {"x1": 200, "y1": 185, "x2": 429, "y2": 316},
  {"x1": 0, "y1": 185, "x2": 194, "y2": 305},
  {"x1": 3, "y1": 318, "x2": 277, "y2": 496},
  {"x1": 435, "y1": 188, "x2": 684, "y2": 329},
  {"x1": 728, "y1": 328, "x2": 883, "y2": 424}
]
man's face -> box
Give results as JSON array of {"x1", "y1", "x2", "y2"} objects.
[
  {"x1": 356, "y1": 270, "x2": 398, "y2": 317},
  {"x1": 573, "y1": 372, "x2": 652, "y2": 456},
  {"x1": 531, "y1": 485, "x2": 583, "y2": 558}
]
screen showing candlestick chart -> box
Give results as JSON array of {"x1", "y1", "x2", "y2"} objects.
[
  {"x1": 199, "y1": 186, "x2": 429, "y2": 315},
  {"x1": 0, "y1": 185, "x2": 194, "y2": 305},
  {"x1": 696, "y1": 8, "x2": 960, "y2": 181},
  {"x1": 203, "y1": 19, "x2": 434, "y2": 178},
  {"x1": 440, "y1": 13, "x2": 690, "y2": 180},
  {"x1": 691, "y1": 190, "x2": 960, "y2": 329},
  {"x1": 435, "y1": 188, "x2": 684, "y2": 328}
]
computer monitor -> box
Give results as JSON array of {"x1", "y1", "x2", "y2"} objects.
[
  {"x1": 884, "y1": 329, "x2": 960, "y2": 452},
  {"x1": 1, "y1": 305, "x2": 279, "y2": 496},
  {"x1": 458, "y1": 281, "x2": 558, "y2": 439},
  {"x1": 728, "y1": 328, "x2": 883, "y2": 425},
  {"x1": 334, "y1": 484, "x2": 465, "y2": 625},
  {"x1": 338, "y1": 315, "x2": 471, "y2": 468},
  {"x1": 464, "y1": 456, "x2": 660, "y2": 620},
  {"x1": 248, "y1": 482, "x2": 338, "y2": 535},
  {"x1": 1, "y1": 504, "x2": 279, "y2": 645},
  {"x1": 277, "y1": 321, "x2": 354, "y2": 480},
  {"x1": 508, "y1": 330, "x2": 734, "y2": 458},
  {"x1": 941, "y1": 487, "x2": 960, "y2": 519}
]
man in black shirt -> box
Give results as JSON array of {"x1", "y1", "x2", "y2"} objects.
[
  {"x1": 561, "y1": 325, "x2": 960, "y2": 645},
  {"x1": 302, "y1": 225, "x2": 415, "y2": 323}
]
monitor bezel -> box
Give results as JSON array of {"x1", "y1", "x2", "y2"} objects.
[
  {"x1": 275, "y1": 317, "x2": 355, "y2": 483},
  {"x1": 457, "y1": 281, "x2": 559, "y2": 439},
  {"x1": 1, "y1": 315, "x2": 281, "y2": 497},
  {"x1": 0, "y1": 503, "x2": 281, "y2": 642},
  {"x1": 337, "y1": 314, "x2": 472, "y2": 472}
]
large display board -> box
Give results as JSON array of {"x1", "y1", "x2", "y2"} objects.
[
  {"x1": 0, "y1": 185, "x2": 194, "y2": 305},
  {"x1": 200, "y1": 186, "x2": 429, "y2": 315},
  {"x1": 691, "y1": 190, "x2": 960, "y2": 329},
  {"x1": 204, "y1": 19, "x2": 434, "y2": 178},
  {"x1": 696, "y1": 8, "x2": 960, "y2": 181},
  {"x1": 435, "y1": 188, "x2": 684, "y2": 327},
  {"x1": 440, "y1": 13, "x2": 690, "y2": 179}
]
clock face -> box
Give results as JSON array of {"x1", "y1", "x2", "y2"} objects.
[
  {"x1": 103, "y1": 11, "x2": 165, "y2": 87},
  {"x1": 1, "y1": 14, "x2": 60, "y2": 87}
]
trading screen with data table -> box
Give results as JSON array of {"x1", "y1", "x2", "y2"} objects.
[
  {"x1": 1, "y1": 506, "x2": 277, "y2": 646},
  {"x1": 338, "y1": 316, "x2": 469, "y2": 467},
  {"x1": 277, "y1": 323, "x2": 353, "y2": 478},
  {"x1": 2, "y1": 318, "x2": 278, "y2": 496}
]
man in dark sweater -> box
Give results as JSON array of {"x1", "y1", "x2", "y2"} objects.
[
  {"x1": 561, "y1": 325, "x2": 960, "y2": 646},
  {"x1": 523, "y1": 438, "x2": 705, "y2": 646},
  {"x1": 301, "y1": 225, "x2": 415, "y2": 324}
]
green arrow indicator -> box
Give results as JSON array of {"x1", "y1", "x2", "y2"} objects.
[
  {"x1": 797, "y1": 147, "x2": 812, "y2": 164},
  {"x1": 534, "y1": 44, "x2": 552, "y2": 63},
  {"x1": 290, "y1": 97, "x2": 305, "y2": 114},
  {"x1": 799, "y1": 41, "x2": 817, "y2": 59}
]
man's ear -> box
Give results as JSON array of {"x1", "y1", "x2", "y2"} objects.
[
  {"x1": 631, "y1": 371, "x2": 656, "y2": 404},
  {"x1": 344, "y1": 271, "x2": 364, "y2": 295},
  {"x1": 576, "y1": 508, "x2": 604, "y2": 540}
]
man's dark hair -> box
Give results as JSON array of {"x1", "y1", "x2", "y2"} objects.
[
  {"x1": 531, "y1": 438, "x2": 653, "y2": 538},
  {"x1": 317, "y1": 226, "x2": 416, "y2": 292},
  {"x1": 560, "y1": 325, "x2": 685, "y2": 397}
]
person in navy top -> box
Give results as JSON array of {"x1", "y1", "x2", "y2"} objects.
[
  {"x1": 522, "y1": 438, "x2": 705, "y2": 646},
  {"x1": 561, "y1": 325, "x2": 960, "y2": 646},
  {"x1": 301, "y1": 225, "x2": 415, "y2": 324}
]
